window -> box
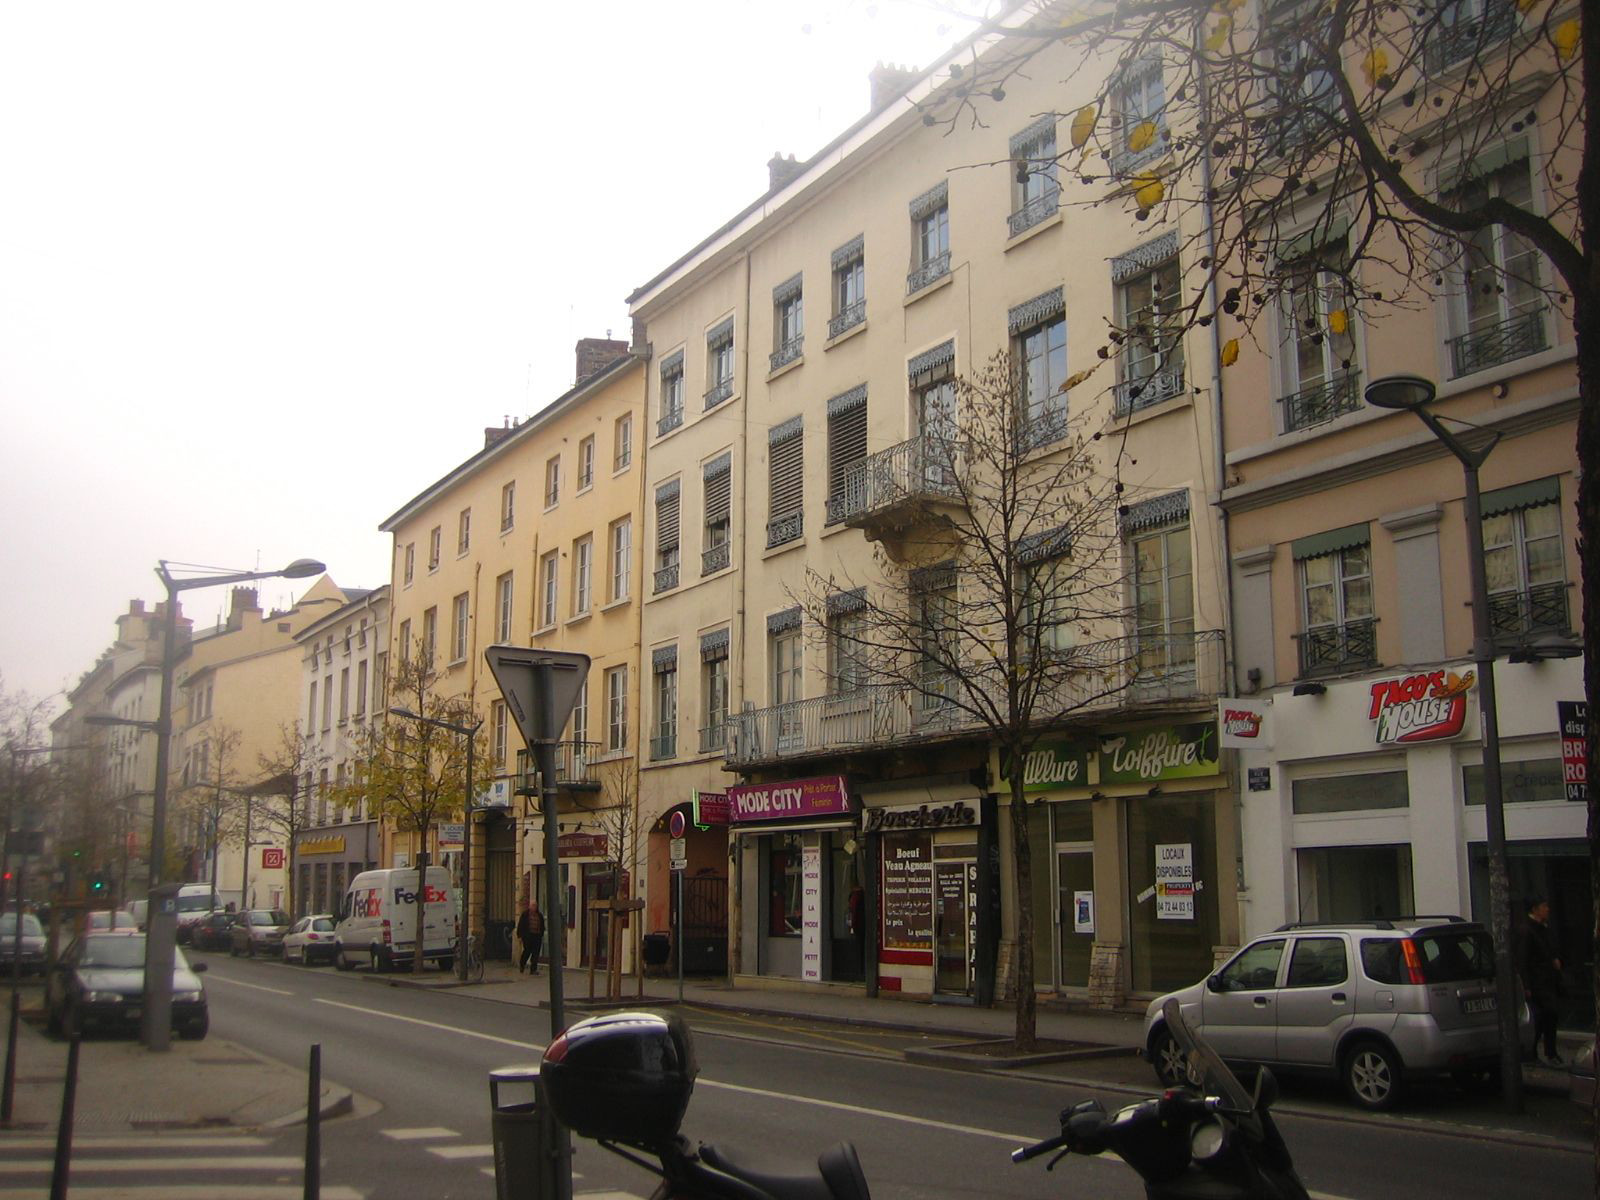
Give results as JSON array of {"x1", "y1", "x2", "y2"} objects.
[
  {"x1": 1218, "y1": 940, "x2": 1285, "y2": 991},
  {"x1": 1115, "y1": 247, "x2": 1186, "y2": 414},
  {"x1": 768, "y1": 833, "x2": 803, "y2": 936},
  {"x1": 824, "y1": 385, "x2": 868, "y2": 525},
  {"x1": 907, "y1": 181, "x2": 950, "y2": 293},
  {"x1": 491, "y1": 700, "x2": 507, "y2": 769},
  {"x1": 702, "y1": 453, "x2": 732, "y2": 575},
  {"x1": 338, "y1": 667, "x2": 350, "y2": 723},
  {"x1": 397, "y1": 618, "x2": 411, "y2": 659},
  {"x1": 770, "y1": 274, "x2": 804, "y2": 372},
  {"x1": 651, "y1": 648, "x2": 678, "y2": 761},
  {"x1": 321, "y1": 672, "x2": 333, "y2": 731},
  {"x1": 1019, "y1": 526, "x2": 1075, "y2": 655},
  {"x1": 374, "y1": 652, "x2": 387, "y2": 711},
  {"x1": 700, "y1": 631, "x2": 730, "y2": 752},
  {"x1": 659, "y1": 351, "x2": 685, "y2": 436},
  {"x1": 539, "y1": 551, "x2": 559, "y2": 629},
  {"x1": 307, "y1": 680, "x2": 318, "y2": 733},
  {"x1": 570, "y1": 679, "x2": 589, "y2": 747},
  {"x1": 609, "y1": 516, "x2": 632, "y2": 601},
  {"x1": 770, "y1": 623, "x2": 802, "y2": 708},
  {"x1": 451, "y1": 592, "x2": 469, "y2": 662},
  {"x1": 614, "y1": 413, "x2": 633, "y2": 471},
  {"x1": 1300, "y1": 845, "x2": 1415, "y2": 922},
  {"x1": 914, "y1": 564, "x2": 958, "y2": 712},
  {"x1": 1011, "y1": 289, "x2": 1067, "y2": 448},
  {"x1": 500, "y1": 481, "x2": 516, "y2": 532},
  {"x1": 1278, "y1": 234, "x2": 1360, "y2": 431},
  {"x1": 1427, "y1": 0, "x2": 1518, "y2": 72},
  {"x1": 1292, "y1": 771, "x2": 1409, "y2": 814},
  {"x1": 766, "y1": 417, "x2": 803, "y2": 548},
  {"x1": 1009, "y1": 116, "x2": 1060, "y2": 235},
  {"x1": 1266, "y1": 1, "x2": 1338, "y2": 149},
  {"x1": 403, "y1": 543, "x2": 415, "y2": 586},
  {"x1": 1285, "y1": 938, "x2": 1348, "y2": 988},
  {"x1": 428, "y1": 527, "x2": 441, "y2": 572},
  {"x1": 1483, "y1": 478, "x2": 1567, "y2": 639},
  {"x1": 354, "y1": 659, "x2": 368, "y2": 718},
  {"x1": 705, "y1": 318, "x2": 735, "y2": 408},
  {"x1": 1445, "y1": 151, "x2": 1545, "y2": 377},
  {"x1": 911, "y1": 343, "x2": 958, "y2": 490},
  {"x1": 826, "y1": 592, "x2": 869, "y2": 695},
  {"x1": 544, "y1": 456, "x2": 560, "y2": 509},
  {"x1": 1110, "y1": 61, "x2": 1165, "y2": 175},
  {"x1": 573, "y1": 536, "x2": 593, "y2": 615},
  {"x1": 829, "y1": 236, "x2": 866, "y2": 339},
  {"x1": 605, "y1": 665, "x2": 628, "y2": 752},
  {"x1": 457, "y1": 508, "x2": 471, "y2": 555},
  {"x1": 654, "y1": 481, "x2": 681, "y2": 593},
  {"x1": 577, "y1": 435, "x2": 595, "y2": 490},
  {"x1": 1294, "y1": 525, "x2": 1375, "y2": 674},
  {"x1": 421, "y1": 608, "x2": 437, "y2": 666},
  {"x1": 1130, "y1": 508, "x2": 1195, "y2": 680},
  {"x1": 495, "y1": 572, "x2": 514, "y2": 642}
]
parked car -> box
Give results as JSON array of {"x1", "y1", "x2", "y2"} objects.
[
  {"x1": 282, "y1": 915, "x2": 337, "y2": 965},
  {"x1": 229, "y1": 909, "x2": 290, "y2": 957},
  {"x1": 0, "y1": 912, "x2": 47, "y2": 976},
  {"x1": 1142, "y1": 917, "x2": 1521, "y2": 1112},
  {"x1": 120, "y1": 899, "x2": 148, "y2": 930},
  {"x1": 189, "y1": 911, "x2": 239, "y2": 951},
  {"x1": 1570, "y1": 1037, "x2": 1596, "y2": 1109},
  {"x1": 333, "y1": 866, "x2": 454, "y2": 972},
  {"x1": 174, "y1": 884, "x2": 222, "y2": 944},
  {"x1": 45, "y1": 932, "x2": 208, "y2": 1039},
  {"x1": 85, "y1": 909, "x2": 141, "y2": 934}
]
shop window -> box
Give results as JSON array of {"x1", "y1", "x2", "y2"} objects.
[
  {"x1": 1291, "y1": 771, "x2": 1408, "y2": 815},
  {"x1": 767, "y1": 834, "x2": 802, "y2": 937},
  {"x1": 1463, "y1": 757, "x2": 1571, "y2": 804},
  {"x1": 1126, "y1": 792, "x2": 1221, "y2": 993},
  {"x1": 1297, "y1": 844, "x2": 1413, "y2": 921}
]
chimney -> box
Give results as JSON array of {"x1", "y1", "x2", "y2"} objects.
[
  {"x1": 869, "y1": 62, "x2": 919, "y2": 111},
  {"x1": 484, "y1": 416, "x2": 514, "y2": 450},
  {"x1": 575, "y1": 336, "x2": 628, "y2": 385},
  {"x1": 767, "y1": 153, "x2": 804, "y2": 193},
  {"x1": 226, "y1": 586, "x2": 260, "y2": 632}
]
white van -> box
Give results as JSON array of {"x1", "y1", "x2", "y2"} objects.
[
  {"x1": 175, "y1": 884, "x2": 221, "y2": 942},
  {"x1": 333, "y1": 867, "x2": 454, "y2": 972}
]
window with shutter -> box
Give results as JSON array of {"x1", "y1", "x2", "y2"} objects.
[
  {"x1": 767, "y1": 417, "x2": 804, "y2": 548},
  {"x1": 655, "y1": 480, "x2": 681, "y2": 593},
  {"x1": 825, "y1": 385, "x2": 868, "y2": 525},
  {"x1": 703, "y1": 453, "x2": 732, "y2": 574}
]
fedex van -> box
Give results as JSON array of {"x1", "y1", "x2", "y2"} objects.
[{"x1": 332, "y1": 867, "x2": 454, "y2": 972}]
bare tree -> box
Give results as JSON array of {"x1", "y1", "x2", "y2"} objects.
[
  {"x1": 174, "y1": 724, "x2": 244, "y2": 895},
  {"x1": 571, "y1": 757, "x2": 643, "y2": 1000},
  {"x1": 789, "y1": 351, "x2": 1150, "y2": 1048},
  {"x1": 252, "y1": 724, "x2": 330, "y2": 917}
]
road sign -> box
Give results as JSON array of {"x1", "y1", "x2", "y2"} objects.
[
  {"x1": 669, "y1": 838, "x2": 687, "y2": 871},
  {"x1": 484, "y1": 645, "x2": 591, "y2": 745},
  {"x1": 668, "y1": 810, "x2": 686, "y2": 839},
  {"x1": 261, "y1": 847, "x2": 284, "y2": 870}
]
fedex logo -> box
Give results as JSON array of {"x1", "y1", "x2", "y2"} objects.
[
  {"x1": 351, "y1": 888, "x2": 383, "y2": 918},
  {"x1": 391, "y1": 884, "x2": 450, "y2": 906}
]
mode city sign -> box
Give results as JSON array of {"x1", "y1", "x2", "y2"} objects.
[{"x1": 728, "y1": 775, "x2": 851, "y2": 823}]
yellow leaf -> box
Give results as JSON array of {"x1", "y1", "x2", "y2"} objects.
[
  {"x1": 1515, "y1": 0, "x2": 1537, "y2": 11},
  {"x1": 1362, "y1": 47, "x2": 1388, "y2": 87},
  {"x1": 1205, "y1": 16, "x2": 1232, "y2": 51},
  {"x1": 1128, "y1": 121, "x2": 1157, "y2": 153},
  {"x1": 1328, "y1": 308, "x2": 1348, "y2": 334},
  {"x1": 1134, "y1": 173, "x2": 1164, "y2": 209},
  {"x1": 1554, "y1": 18, "x2": 1580, "y2": 59},
  {"x1": 1221, "y1": 338, "x2": 1240, "y2": 366},
  {"x1": 1070, "y1": 105, "x2": 1096, "y2": 149},
  {"x1": 1062, "y1": 369, "x2": 1093, "y2": 392}
]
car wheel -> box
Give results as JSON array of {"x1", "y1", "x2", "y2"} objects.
[
  {"x1": 335, "y1": 948, "x2": 354, "y2": 972},
  {"x1": 45, "y1": 1003, "x2": 62, "y2": 1038},
  {"x1": 1150, "y1": 1025, "x2": 1190, "y2": 1088},
  {"x1": 1343, "y1": 1041, "x2": 1402, "y2": 1111},
  {"x1": 179, "y1": 1012, "x2": 209, "y2": 1041},
  {"x1": 371, "y1": 947, "x2": 385, "y2": 973}
]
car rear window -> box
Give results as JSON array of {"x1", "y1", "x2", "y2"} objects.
[
  {"x1": 313, "y1": 918, "x2": 334, "y2": 932},
  {"x1": 1415, "y1": 931, "x2": 1494, "y2": 981},
  {"x1": 1360, "y1": 939, "x2": 1405, "y2": 984}
]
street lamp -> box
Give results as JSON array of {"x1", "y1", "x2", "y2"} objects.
[
  {"x1": 139, "y1": 557, "x2": 324, "y2": 1052},
  {"x1": 388, "y1": 707, "x2": 482, "y2": 980},
  {"x1": 1364, "y1": 375, "x2": 1523, "y2": 1110}
]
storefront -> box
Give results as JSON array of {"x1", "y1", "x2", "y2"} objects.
[
  {"x1": 1006, "y1": 719, "x2": 1233, "y2": 1005},
  {"x1": 1232, "y1": 656, "x2": 1592, "y2": 1028},
  {"x1": 293, "y1": 821, "x2": 380, "y2": 918},
  {"x1": 731, "y1": 774, "x2": 863, "y2": 985}
]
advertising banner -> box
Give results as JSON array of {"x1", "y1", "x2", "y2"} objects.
[
  {"x1": 1560, "y1": 701, "x2": 1589, "y2": 803},
  {"x1": 801, "y1": 844, "x2": 823, "y2": 982},
  {"x1": 692, "y1": 789, "x2": 731, "y2": 827},
  {"x1": 1218, "y1": 698, "x2": 1272, "y2": 750},
  {"x1": 880, "y1": 834, "x2": 933, "y2": 953},
  {"x1": 1155, "y1": 843, "x2": 1195, "y2": 920},
  {"x1": 729, "y1": 775, "x2": 851, "y2": 823},
  {"x1": 1367, "y1": 669, "x2": 1475, "y2": 744},
  {"x1": 1099, "y1": 723, "x2": 1219, "y2": 785}
]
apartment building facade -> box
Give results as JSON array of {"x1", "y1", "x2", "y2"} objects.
[
  {"x1": 292, "y1": 585, "x2": 388, "y2": 917},
  {"x1": 629, "y1": 9, "x2": 1235, "y2": 1006},
  {"x1": 379, "y1": 342, "x2": 647, "y2": 968}
]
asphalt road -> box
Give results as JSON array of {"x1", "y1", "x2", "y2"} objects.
[{"x1": 196, "y1": 951, "x2": 1592, "y2": 1200}]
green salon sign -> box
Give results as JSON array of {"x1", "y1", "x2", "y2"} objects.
[{"x1": 1098, "y1": 722, "x2": 1218, "y2": 784}]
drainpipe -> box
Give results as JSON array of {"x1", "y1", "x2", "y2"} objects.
[{"x1": 728, "y1": 248, "x2": 754, "y2": 983}]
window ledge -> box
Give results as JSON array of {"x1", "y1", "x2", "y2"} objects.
[
  {"x1": 599, "y1": 596, "x2": 631, "y2": 614},
  {"x1": 543, "y1": 503, "x2": 558, "y2": 514},
  {"x1": 565, "y1": 610, "x2": 593, "y2": 628},
  {"x1": 1104, "y1": 388, "x2": 1192, "y2": 431},
  {"x1": 762, "y1": 537, "x2": 807, "y2": 562},
  {"x1": 825, "y1": 319, "x2": 868, "y2": 352},
  {"x1": 766, "y1": 355, "x2": 805, "y2": 383},
  {"x1": 533, "y1": 623, "x2": 558, "y2": 637},
  {"x1": 612, "y1": 462, "x2": 633, "y2": 477},
  {"x1": 820, "y1": 519, "x2": 857, "y2": 541},
  {"x1": 1004, "y1": 209, "x2": 1063, "y2": 251},
  {"x1": 903, "y1": 270, "x2": 954, "y2": 308},
  {"x1": 576, "y1": 482, "x2": 594, "y2": 497},
  {"x1": 448, "y1": 657, "x2": 467, "y2": 668}
]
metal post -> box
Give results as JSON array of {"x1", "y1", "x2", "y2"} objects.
[
  {"x1": 304, "y1": 1043, "x2": 321, "y2": 1199},
  {"x1": 141, "y1": 577, "x2": 179, "y2": 1051},
  {"x1": 533, "y1": 661, "x2": 573, "y2": 1200},
  {"x1": 460, "y1": 733, "x2": 473, "y2": 980},
  {"x1": 240, "y1": 796, "x2": 253, "y2": 911},
  {"x1": 49, "y1": 1032, "x2": 79, "y2": 1200},
  {"x1": 676, "y1": 868, "x2": 684, "y2": 1005},
  {"x1": 2, "y1": 836, "x2": 29, "y2": 1123}
]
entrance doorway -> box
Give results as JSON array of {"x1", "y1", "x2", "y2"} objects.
[
  {"x1": 934, "y1": 860, "x2": 974, "y2": 995},
  {"x1": 1056, "y1": 845, "x2": 1094, "y2": 989}
]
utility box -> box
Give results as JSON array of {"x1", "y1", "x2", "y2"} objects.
[
  {"x1": 489, "y1": 1065, "x2": 568, "y2": 1200},
  {"x1": 642, "y1": 931, "x2": 671, "y2": 967}
]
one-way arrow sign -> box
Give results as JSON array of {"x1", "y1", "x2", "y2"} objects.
[{"x1": 483, "y1": 645, "x2": 591, "y2": 746}]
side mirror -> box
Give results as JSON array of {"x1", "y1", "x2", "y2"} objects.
[
  {"x1": 1252, "y1": 1066, "x2": 1279, "y2": 1111},
  {"x1": 1205, "y1": 974, "x2": 1225, "y2": 993}
]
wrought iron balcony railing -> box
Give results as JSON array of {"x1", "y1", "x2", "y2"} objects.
[
  {"x1": 657, "y1": 406, "x2": 683, "y2": 437},
  {"x1": 828, "y1": 300, "x2": 865, "y2": 340},
  {"x1": 1425, "y1": 0, "x2": 1518, "y2": 72},
  {"x1": 829, "y1": 433, "x2": 964, "y2": 526},
  {"x1": 1489, "y1": 582, "x2": 1569, "y2": 643},
  {"x1": 906, "y1": 251, "x2": 951, "y2": 295},
  {"x1": 765, "y1": 509, "x2": 803, "y2": 549},
  {"x1": 1281, "y1": 371, "x2": 1361, "y2": 433},
  {"x1": 1007, "y1": 188, "x2": 1060, "y2": 238},
  {"x1": 703, "y1": 378, "x2": 734, "y2": 410},
  {"x1": 1113, "y1": 367, "x2": 1186, "y2": 417},
  {"x1": 1448, "y1": 308, "x2": 1547, "y2": 379},
  {"x1": 699, "y1": 721, "x2": 726, "y2": 754},
  {"x1": 553, "y1": 740, "x2": 602, "y2": 787},
  {"x1": 1294, "y1": 618, "x2": 1377, "y2": 677},
  {"x1": 769, "y1": 337, "x2": 804, "y2": 373},
  {"x1": 653, "y1": 561, "x2": 680, "y2": 594},
  {"x1": 702, "y1": 542, "x2": 730, "y2": 575},
  {"x1": 649, "y1": 732, "x2": 677, "y2": 762}
]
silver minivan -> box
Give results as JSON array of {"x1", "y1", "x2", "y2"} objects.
[{"x1": 1142, "y1": 917, "x2": 1510, "y2": 1111}]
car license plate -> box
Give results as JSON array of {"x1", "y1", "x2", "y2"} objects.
[{"x1": 1462, "y1": 996, "x2": 1495, "y2": 1014}]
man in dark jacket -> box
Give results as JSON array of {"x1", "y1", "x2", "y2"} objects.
[
  {"x1": 1517, "y1": 896, "x2": 1565, "y2": 1066},
  {"x1": 516, "y1": 898, "x2": 545, "y2": 976}
]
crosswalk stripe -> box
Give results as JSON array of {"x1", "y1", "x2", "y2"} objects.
[
  {"x1": 0, "y1": 1156, "x2": 302, "y2": 1173},
  {"x1": 0, "y1": 1189, "x2": 364, "y2": 1199},
  {"x1": 381, "y1": 1126, "x2": 457, "y2": 1140},
  {"x1": 427, "y1": 1143, "x2": 492, "y2": 1159},
  {"x1": 0, "y1": 1136, "x2": 271, "y2": 1151}
]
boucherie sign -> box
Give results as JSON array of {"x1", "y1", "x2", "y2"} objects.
[{"x1": 1368, "y1": 669, "x2": 1476, "y2": 744}]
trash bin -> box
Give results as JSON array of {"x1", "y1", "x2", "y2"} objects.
[
  {"x1": 490, "y1": 1065, "x2": 557, "y2": 1200},
  {"x1": 642, "y1": 931, "x2": 671, "y2": 967}
]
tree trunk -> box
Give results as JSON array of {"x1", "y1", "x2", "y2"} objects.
[
  {"x1": 1009, "y1": 766, "x2": 1037, "y2": 1050},
  {"x1": 1574, "y1": 289, "x2": 1600, "y2": 1195},
  {"x1": 414, "y1": 847, "x2": 430, "y2": 975}
]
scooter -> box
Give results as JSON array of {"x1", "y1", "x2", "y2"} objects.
[
  {"x1": 538, "y1": 998, "x2": 1306, "y2": 1200},
  {"x1": 1013, "y1": 998, "x2": 1310, "y2": 1200}
]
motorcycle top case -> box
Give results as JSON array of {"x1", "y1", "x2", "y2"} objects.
[{"x1": 542, "y1": 1011, "x2": 698, "y2": 1145}]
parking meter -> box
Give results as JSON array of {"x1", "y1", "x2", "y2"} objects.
[{"x1": 142, "y1": 881, "x2": 181, "y2": 1051}]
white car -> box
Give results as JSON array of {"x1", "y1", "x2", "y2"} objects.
[{"x1": 282, "y1": 914, "x2": 337, "y2": 965}]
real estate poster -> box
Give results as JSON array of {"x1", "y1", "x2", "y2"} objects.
[{"x1": 1155, "y1": 843, "x2": 1195, "y2": 921}]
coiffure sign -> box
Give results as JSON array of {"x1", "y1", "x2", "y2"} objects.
[
  {"x1": 1368, "y1": 669, "x2": 1476, "y2": 744},
  {"x1": 862, "y1": 799, "x2": 978, "y2": 834},
  {"x1": 729, "y1": 775, "x2": 851, "y2": 823}
]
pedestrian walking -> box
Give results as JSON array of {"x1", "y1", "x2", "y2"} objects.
[
  {"x1": 1517, "y1": 895, "x2": 1565, "y2": 1066},
  {"x1": 517, "y1": 897, "x2": 545, "y2": 975}
]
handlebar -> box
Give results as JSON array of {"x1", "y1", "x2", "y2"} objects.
[{"x1": 1011, "y1": 1134, "x2": 1070, "y2": 1164}]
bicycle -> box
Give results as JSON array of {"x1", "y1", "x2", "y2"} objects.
[{"x1": 458, "y1": 932, "x2": 485, "y2": 983}]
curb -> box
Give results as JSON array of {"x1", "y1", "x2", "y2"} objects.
[
  {"x1": 904, "y1": 1039, "x2": 1136, "y2": 1072},
  {"x1": 261, "y1": 1084, "x2": 356, "y2": 1130}
]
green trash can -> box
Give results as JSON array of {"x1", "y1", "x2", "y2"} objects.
[{"x1": 490, "y1": 1065, "x2": 553, "y2": 1200}]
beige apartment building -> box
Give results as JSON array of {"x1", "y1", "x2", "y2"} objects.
[
  {"x1": 292, "y1": 585, "x2": 389, "y2": 917},
  {"x1": 379, "y1": 341, "x2": 647, "y2": 969},
  {"x1": 629, "y1": 6, "x2": 1234, "y2": 1006},
  {"x1": 170, "y1": 577, "x2": 351, "y2": 910}
]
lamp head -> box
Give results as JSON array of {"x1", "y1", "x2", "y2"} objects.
[
  {"x1": 1364, "y1": 374, "x2": 1437, "y2": 412},
  {"x1": 280, "y1": 558, "x2": 326, "y2": 579}
]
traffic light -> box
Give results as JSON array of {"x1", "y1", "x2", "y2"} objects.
[{"x1": 88, "y1": 874, "x2": 108, "y2": 895}]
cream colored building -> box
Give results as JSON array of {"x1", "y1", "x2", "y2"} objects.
[
  {"x1": 379, "y1": 341, "x2": 647, "y2": 969},
  {"x1": 629, "y1": 6, "x2": 1233, "y2": 1005}
]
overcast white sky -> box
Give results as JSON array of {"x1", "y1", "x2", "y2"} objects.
[{"x1": 0, "y1": 1, "x2": 990, "y2": 708}]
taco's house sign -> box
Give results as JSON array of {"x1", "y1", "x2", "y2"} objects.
[{"x1": 1367, "y1": 669, "x2": 1476, "y2": 744}]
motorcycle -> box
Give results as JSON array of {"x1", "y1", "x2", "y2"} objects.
[
  {"x1": 538, "y1": 998, "x2": 1305, "y2": 1200},
  {"x1": 1013, "y1": 999, "x2": 1309, "y2": 1200}
]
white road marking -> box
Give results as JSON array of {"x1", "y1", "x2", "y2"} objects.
[
  {"x1": 0, "y1": 1136, "x2": 269, "y2": 1150},
  {"x1": 313, "y1": 997, "x2": 545, "y2": 1050},
  {"x1": 381, "y1": 1127, "x2": 458, "y2": 1141},
  {"x1": 0, "y1": 1156, "x2": 302, "y2": 1173},
  {"x1": 203, "y1": 974, "x2": 294, "y2": 996},
  {"x1": 0, "y1": 1190, "x2": 363, "y2": 1199},
  {"x1": 698, "y1": 1078, "x2": 1036, "y2": 1144},
  {"x1": 427, "y1": 1144, "x2": 493, "y2": 1160}
]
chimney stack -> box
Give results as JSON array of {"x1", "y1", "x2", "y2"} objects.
[
  {"x1": 575, "y1": 336, "x2": 628, "y2": 385},
  {"x1": 767, "y1": 153, "x2": 804, "y2": 193},
  {"x1": 869, "y1": 62, "x2": 919, "y2": 111},
  {"x1": 226, "y1": 586, "x2": 260, "y2": 632}
]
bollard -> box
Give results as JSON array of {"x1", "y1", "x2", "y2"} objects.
[
  {"x1": 489, "y1": 1065, "x2": 571, "y2": 1200},
  {"x1": 49, "y1": 1032, "x2": 79, "y2": 1200},
  {"x1": 304, "y1": 1043, "x2": 321, "y2": 1200}
]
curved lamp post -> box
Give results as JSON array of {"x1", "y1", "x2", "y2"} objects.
[{"x1": 1364, "y1": 375, "x2": 1522, "y2": 1110}]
